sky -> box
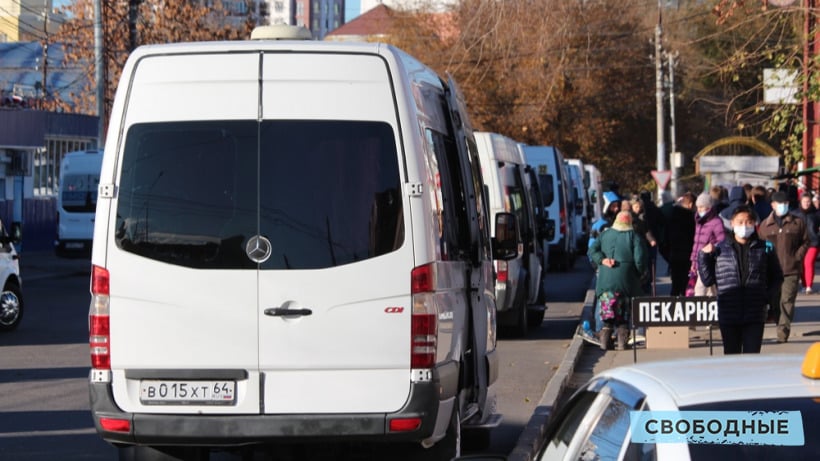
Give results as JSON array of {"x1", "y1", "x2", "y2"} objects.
[{"x1": 345, "y1": 0, "x2": 361, "y2": 22}]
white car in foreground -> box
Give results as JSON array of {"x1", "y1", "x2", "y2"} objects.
[{"x1": 459, "y1": 342, "x2": 820, "y2": 460}]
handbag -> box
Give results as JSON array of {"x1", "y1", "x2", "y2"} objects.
[
  {"x1": 685, "y1": 270, "x2": 697, "y2": 297},
  {"x1": 599, "y1": 291, "x2": 626, "y2": 322}
]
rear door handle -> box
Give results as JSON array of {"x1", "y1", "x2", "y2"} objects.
[{"x1": 264, "y1": 307, "x2": 313, "y2": 317}]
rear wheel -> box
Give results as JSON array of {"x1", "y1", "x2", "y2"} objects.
[
  {"x1": 535, "y1": 276, "x2": 547, "y2": 304},
  {"x1": 527, "y1": 307, "x2": 544, "y2": 329},
  {"x1": 462, "y1": 428, "x2": 492, "y2": 451},
  {"x1": 0, "y1": 283, "x2": 23, "y2": 332},
  {"x1": 512, "y1": 296, "x2": 528, "y2": 338}
]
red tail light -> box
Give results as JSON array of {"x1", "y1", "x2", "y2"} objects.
[
  {"x1": 99, "y1": 417, "x2": 130, "y2": 433},
  {"x1": 411, "y1": 263, "x2": 434, "y2": 294},
  {"x1": 410, "y1": 264, "x2": 437, "y2": 369},
  {"x1": 496, "y1": 260, "x2": 508, "y2": 283},
  {"x1": 92, "y1": 265, "x2": 109, "y2": 295},
  {"x1": 560, "y1": 209, "x2": 567, "y2": 234},
  {"x1": 389, "y1": 417, "x2": 422, "y2": 432},
  {"x1": 90, "y1": 265, "x2": 111, "y2": 370}
]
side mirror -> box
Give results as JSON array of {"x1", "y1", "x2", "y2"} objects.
[{"x1": 492, "y1": 212, "x2": 519, "y2": 260}]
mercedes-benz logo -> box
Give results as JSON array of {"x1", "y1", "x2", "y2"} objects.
[{"x1": 245, "y1": 235, "x2": 272, "y2": 263}]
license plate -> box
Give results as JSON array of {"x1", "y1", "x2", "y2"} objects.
[
  {"x1": 140, "y1": 380, "x2": 235, "y2": 405},
  {"x1": 65, "y1": 242, "x2": 84, "y2": 249}
]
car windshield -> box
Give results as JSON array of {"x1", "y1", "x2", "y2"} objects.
[{"x1": 683, "y1": 398, "x2": 820, "y2": 459}]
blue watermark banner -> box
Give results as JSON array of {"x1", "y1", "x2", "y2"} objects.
[{"x1": 630, "y1": 411, "x2": 804, "y2": 445}]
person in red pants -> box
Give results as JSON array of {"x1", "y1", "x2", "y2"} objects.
[{"x1": 795, "y1": 191, "x2": 819, "y2": 294}]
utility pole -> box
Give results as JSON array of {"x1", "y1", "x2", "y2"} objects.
[
  {"x1": 41, "y1": 2, "x2": 48, "y2": 109},
  {"x1": 128, "y1": 0, "x2": 140, "y2": 52},
  {"x1": 668, "y1": 52, "x2": 678, "y2": 197},
  {"x1": 655, "y1": 0, "x2": 667, "y2": 201},
  {"x1": 803, "y1": 0, "x2": 819, "y2": 191},
  {"x1": 94, "y1": 0, "x2": 105, "y2": 147}
]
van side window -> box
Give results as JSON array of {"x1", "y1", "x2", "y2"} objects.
[
  {"x1": 540, "y1": 173, "x2": 554, "y2": 207},
  {"x1": 465, "y1": 137, "x2": 491, "y2": 262},
  {"x1": 426, "y1": 129, "x2": 469, "y2": 260},
  {"x1": 506, "y1": 189, "x2": 529, "y2": 241},
  {"x1": 115, "y1": 120, "x2": 403, "y2": 270}
]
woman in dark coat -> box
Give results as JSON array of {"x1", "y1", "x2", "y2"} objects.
[
  {"x1": 698, "y1": 205, "x2": 783, "y2": 354},
  {"x1": 588, "y1": 211, "x2": 647, "y2": 350}
]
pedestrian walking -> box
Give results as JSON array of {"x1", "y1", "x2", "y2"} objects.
[
  {"x1": 690, "y1": 192, "x2": 725, "y2": 296},
  {"x1": 661, "y1": 192, "x2": 696, "y2": 296},
  {"x1": 588, "y1": 211, "x2": 647, "y2": 350},
  {"x1": 630, "y1": 195, "x2": 657, "y2": 294},
  {"x1": 794, "y1": 191, "x2": 819, "y2": 294},
  {"x1": 698, "y1": 205, "x2": 783, "y2": 354},
  {"x1": 759, "y1": 190, "x2": 810, "y2": 343}
]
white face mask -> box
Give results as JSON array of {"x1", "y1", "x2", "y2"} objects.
[
  {"x1": 697, "y1": 210, "x2": 708, "y2": 218},
  {"x1": 775, "y1": 203, "x2": 789, "y2": 216},
  {"x1": 733, "y1": 225, "x2": 755, "y2": 238}
]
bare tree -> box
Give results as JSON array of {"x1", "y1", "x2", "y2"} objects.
[{"x1": 53, "y1": 0, "x2": 254, "y2": 119}]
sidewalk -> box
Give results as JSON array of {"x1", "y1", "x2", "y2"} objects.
[
  {"x1": 17, "y1": 249, "x2": 91, "y2": 282},
  {"x1": 578, "y1": 257, "x2": 820, "y2": 371},
  {"x1": 510, "y1": 255, "x2": 820, "y2": 461}
]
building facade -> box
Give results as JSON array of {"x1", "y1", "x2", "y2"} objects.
[
  {"x1": 0, "y1": 0, "x2": 64, "y2": 43},
  {"x1": 0, "y1": 109, "x2": 98, "y2": 251}
]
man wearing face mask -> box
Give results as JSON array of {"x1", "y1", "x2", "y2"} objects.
[
  {"x1": 759, "y1": 190, "x2": 809, "y2": 343},
  {"x1": 699, "y1": 206, "x2": 783, "y2": 354}
]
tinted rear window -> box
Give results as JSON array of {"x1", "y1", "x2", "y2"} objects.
[
  {"x1": 61, "y1": 173, "x2": 99, "y2": 212},
  {"x1": 116, "y1": 121, "x2": 403, "y2": 269}
]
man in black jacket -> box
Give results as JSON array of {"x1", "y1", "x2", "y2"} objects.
[
  {"x1": 699, "y1": 205, "x2": 784, "y2": 354},
  {"x1": 661, "y1": 192, "x2": 696, "y2": 296}
]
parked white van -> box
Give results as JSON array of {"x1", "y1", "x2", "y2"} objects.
[
  {"x1": 584, "y1": 164, "x2": 604, "y2": 224},
  {"x1": 521, "y1": 158, "x2": 554, "y2": 302},
  {"x1": 55, "y1": 149, "x2": 102, "y2": 258},
  {"x1": 89, "y1": 27, "x2": 511, "y2": 459},
  {"x1": 566, "y1": 159, "x2": 590, "y2": 253},
  {"x1": 475, "y1": 132, "x2": 545, "y2": 335},
  {"x1": 521, "y1": 145, "x2": 575, "y2": 271}
]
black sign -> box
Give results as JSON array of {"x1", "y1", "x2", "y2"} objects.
[{"x1": 631, "y1": 296, "x2": 718, "y2": 327}]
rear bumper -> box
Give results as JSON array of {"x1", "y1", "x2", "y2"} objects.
[{"x1": 90, "y1": 369, "x2": 449, "y2": 447}]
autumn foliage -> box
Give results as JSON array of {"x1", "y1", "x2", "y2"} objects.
[
  {"x1": 386, "y1": 0, "x2": 658, "y2": 191},
  {"x1": 53, "y1": 0, "x2": 254, "y2": 121},
  {"x1": 49, "y1": 0, "x2": 806, "y2": 192}
]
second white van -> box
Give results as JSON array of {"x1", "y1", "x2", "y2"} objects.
[
  {"x1": 55, "y1": 149, "x2": 102, "y2": 258},
  {"x1": 475, "y1": 132, "x2": 545, "y2": 335},
  {"x1": 521, "y1": 145, "x2": 575, "y2": 271},
  {"x1": 566, "y1": 159, "x2": 590, "y2": 253}
]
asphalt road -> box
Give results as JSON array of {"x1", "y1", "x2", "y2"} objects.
[{"x1": 0, "y1": 254, "x2": 592, "y2": 460}]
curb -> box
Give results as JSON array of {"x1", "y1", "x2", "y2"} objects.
[{"x1": 507, "y1": 278, "x2": 596, "y2": 461}]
